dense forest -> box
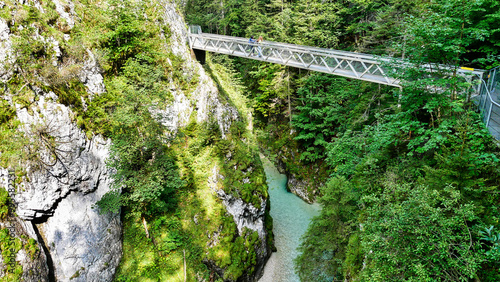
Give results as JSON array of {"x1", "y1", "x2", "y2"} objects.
[
  {"x1": 183, "y1": 0, "x2": 500, "y2": 281},
  {"x1": 1, "y1": 0, "x2": 499, "y2": 280},
  {"x1": 0, "y1": 0, "x2": 273, "y2": 281}
]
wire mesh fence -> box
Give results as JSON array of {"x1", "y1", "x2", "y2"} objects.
[
  {"x1": 188, "y1": 25, "x2": 498, "y2": 140},
  {"x1": 477, "y1": 66, "x2": 500, "y2": 140}
]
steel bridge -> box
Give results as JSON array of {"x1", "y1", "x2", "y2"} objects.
[
  {"x1": 187, "y1": 26, "x2": 500, "y2": 141},
  {"x1": 187, "y1": 26, "x2": 484, "y2": 91}
]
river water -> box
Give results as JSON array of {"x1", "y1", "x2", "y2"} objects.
[{"x1": 259, "y1": 156, "x2": 320, "y2": 282}]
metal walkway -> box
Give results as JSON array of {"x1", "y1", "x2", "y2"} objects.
[
  {"x1": 476, "y1": 67, "x2": 500, "y2": 140},
  {"x1": 188, "y1": 26, "x2": 499, "y2": 141},
  {"x1": 187, "y1": 26, "x2": 484, "y2": 90}
]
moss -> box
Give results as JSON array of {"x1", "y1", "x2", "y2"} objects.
[
  {"x1": 343, "y1": 233, "x2": 362, "y2": 279},
  {"x1": 0, "y1": 228, "x2": 23, "y2": 281},
  {"x1": 70, "y1": 271, "x2": 80, "y2": 279},
  {"x1": 0, "y1": 188, "x2": 10, "y2": 221},
  {"x1": 114, "y1": 211, "x2": 196, "y2": 281},
  {"x1": 0, "y1": 100, "x2": 15, "y2": 125},
  {"x1": 264, "y1": 198, "x2": 276, "y2": 252},
  {"x1": 0, "y1": 100, "x2": 28, "y2": 172},
  {"x1": 24, "y1": 237, "x2": 39, "y2": 260},
  {"x1": 222, "y1": 229, "x2": 260, "y2": 280}
]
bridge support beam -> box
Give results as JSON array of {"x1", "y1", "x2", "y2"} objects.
[{"x1": 191, "y1": 48, "x2": 206, "y2": 64}]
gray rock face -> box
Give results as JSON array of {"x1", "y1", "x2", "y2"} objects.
[
  {"x1": 215, "y1": 188, "x2": 267, "y2": 240},
  {"x1": 153, "y1": 89, "x2": 192, "y2": 134},
  {"x1": 217, "y1": 189, "x2": 270, "y2": 279},
  {"x1": 286, "y1": 174, "x2": 316, "y2": 204},
  {"x1": 276, "y1": 158, "x2": 319, "y2": 204},
  {"x1": 52, "y1": 0, "x2": 76, "y2": 28},
  {"x1": 38, "y1": 188, "x2": 121, "y2": 281},
  {"x1": 4, "y1": 87, "x2": 122, "y2": 281},
  {"x1": 79, "y1": 49, "x2": 106, "y2": 96},
  {"x1": 0, "y1": 2, "x2": 121, "y2": 280},
  {"x1": 0, "y1": 19, "x2": 13, "y2": 82},
  {"x1": 209, "y1": 165, "x2": 271, "y2": 280},
  {"x1": 0, "y1": 212, "x2": 50, "y2": 281},
  {"x1": 158, "y1": 2, "x2": 239, "y2": 138},
  {"x1": 13, "y1": 91, "x2": 109, "y2": 220}
]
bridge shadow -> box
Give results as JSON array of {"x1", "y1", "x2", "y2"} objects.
[{"x1": 201, "y1": 61, "x2": 233, "y2": 105}]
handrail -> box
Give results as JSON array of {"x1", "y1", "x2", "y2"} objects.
[
  {"x1": 187, "y1": 26, "x2": 484, "y2": 87},
  {"x1": 481, "y1": 78, "x2": 500, "y2": 108},
  {"x1": 188, "y1": 33, "x2": 381, "y2": 62},
  {"x1": 188, "y1": 26, "x2": 498, "y2": 140},
  {"x1": 476, "y1": 67, "x2": 500, "y2": 140}
]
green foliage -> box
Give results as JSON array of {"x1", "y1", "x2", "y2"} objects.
[
  {"x1": 95, "y1": 190, "x2": 121, "y2": 214},
  {"x1": 188, "y1": 1, "x2": 500, "y2": 280},
  {"x1": 292, "y1": 75, "x2": 364, "y2": 162},
  {"x1": 0, "y1": 99, "x2": 29, "y2": 171},
  {"x1": 4, "y1": 0, "x2": 82, "y2": 90},
  {"x1": 343, "y1": 233, "x2": 362, "y2": 279},
  {"x1": 0, "y1": 228, "x2": 23, "y2": 280},
  {"x1": 0, "y1": 188, "x2": 10, "y2": 221},
  {"x1": 396, "y1": 0, "x2": 496, "y2": 67},
  {"x1": 95, "y1": 7, "x2": 182, "y2": 216},
  {"x1": 286, "y1": 0, "x2": 341, "y2": 48},
  {"x1": 0, "y1": 99, "x2": 15, "y2": 125},
  {"x1": 114, "y1": 212, "x2": 193, "y2": 281},
  {"x1": 480, "y1": 226, "x2": 500, "y2": 261},
  {"x1": 24, "y1": 237, "x2": 39, "y2": 261},
  {"x1": 360, "y1": 184, "x2": 484, "y2": 281},
  {"x1": 110, "y1": 24, "x2": 270, "y2": 281},
  {"x1": 99, "y1": 111, "x2": 183, "y2": 216},
  {"x1": 246, "y1": 63, "x2": 290, "y2": 118},
  {"x1": 224, "y1": 229, "x2": 260, "y2": 280},
  {"x1": 99, "y1": 0, "x2": 164, "y2": 73},
  {"x1": 295, "y1": 177, "x2": 360, "y2": 282},
  {"x1": 78, "y1": 90, "x2": 117, "y2": 138},
  {"x1": 325, "y1": 123, "x2": 395, "y2": 179}
]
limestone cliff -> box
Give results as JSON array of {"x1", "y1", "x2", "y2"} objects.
[
  {"x1": 268, "y1": 144, "x2": 324, "y2": 204},
  {"x1": 0, "y1": 0, "x2": 271, "y2": 281}
]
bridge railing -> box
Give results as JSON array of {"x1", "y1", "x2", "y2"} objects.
[
  {"x1": 188, "y1": 26, "x2": 496, "y2": 138},
  {"x1": 187, "y1": 26, "x2": 485, "y2": 91},
  {"x1": 187, "y1": 26, "x2": 401, "y2": 87},
  {"x1": 189, "y1": 25, "x2": 202, "y2": 35},
  {"x1": 477, "y1": 67, "x2": 500, "y2": 140}
]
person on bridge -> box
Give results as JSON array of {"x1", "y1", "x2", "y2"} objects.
[
  {"x1": 257, "y1": 36, "x2": 264, "y2": 57},
  {"x1": 249, "y1": 36, "x2": 257, "y2": 56}
]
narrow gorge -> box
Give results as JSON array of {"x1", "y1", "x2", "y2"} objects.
[
  {"x1": 2, "y1": 0, "x2": 500, "y2": 281},
  {"x1": 0, "y1": 0, "x2": 277, "y2": 281}
]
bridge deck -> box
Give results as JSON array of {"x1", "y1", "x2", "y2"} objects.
[
  {"x1": 189, "y1": 32, "x2": 400, "y2": 87},
  {"x1": 188, "y1": 29, "x2": 484, "y2": 89},
  {"x1": 188, "y1": 27, "x2": 500, "y2": 141}
]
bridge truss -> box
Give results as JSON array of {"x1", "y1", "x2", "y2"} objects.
[{"x1": 187, "y1": 26, "x2": 484, "y2": 91}]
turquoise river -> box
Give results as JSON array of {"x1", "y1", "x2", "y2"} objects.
[{"x1": 259, "y1": 156, "x2": 321, "y2": 282}]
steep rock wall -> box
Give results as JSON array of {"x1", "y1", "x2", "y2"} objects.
[
  {"x1": 0, "y1": 1, "x2": 119, "y2": 280},
  {"x1": 209, "y1": 164, "x2": 271, "y2": 280},
  {"x1": 160, "y1": 2, "x2": 271, "y2": 279},
  {"x1": 155, "y1": 1, "x2": 239, "y2": 138},
  {"x1": 275, "y1": 150, "x2": 323, "y2": 204},
  {"x1": 1, "y1": 1, "x2": 271, "y2": 281}
]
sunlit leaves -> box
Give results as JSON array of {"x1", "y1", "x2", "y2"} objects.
[{"x1": 361, "y1": 184, "x2": 484, "y2": 281}]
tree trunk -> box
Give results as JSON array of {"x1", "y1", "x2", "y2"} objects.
[
  {"x1": 183, "y1": 249, "x2": 187, "y2": 282},
  {"x1": 142, "y1": 216, "x2": 150, "y2": 238},
  {"x1": 142, "y1": 216, "x2": 157, "y2": 246}
]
